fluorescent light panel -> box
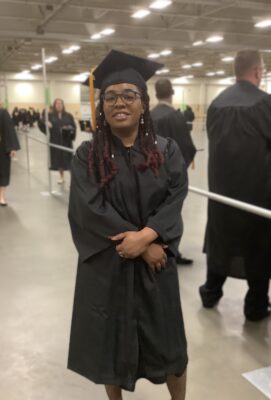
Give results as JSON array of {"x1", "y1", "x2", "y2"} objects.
[
  {"x1": 182, "y1": 64, "x2": 192, "y2": 69},
  {"x1": 31, "y1": 64, "x2": 42, "y2": 70},
  {"x1": 100, "y1": 28, "x2": 115, "y2": 35},
  {"x1": 150, "y1": 0, "x2": 172, "y2": 9},
  {"x1": 91, "y1": 33, "x2": 102, "y2": 39},
  {"x1": 148, "y1": 53, "x2": 160, "y2": 58},
  {"x1": 45, "y1": 56, "x2": 58, "y2": 63},
  {"x1": 206, "y1": 35, "x2": 224, "y2": 43},
  {"x1": 222, "y1": 56, "x2": 234, "y2": 62},
  {"x1": 131, "y1": 9, "x2": 150, "y2": 18},
  {"x1": 192, "y1": 62, "x2": 203, "y2": 67},
  {"x1": 70, "y1": 45, "x2": 81, "y2": 51},
  {"x1": 255, "y1": 19, "x2": 271, "y2": 28},
  {"x1": 156, "y1": 68, "x2": 170, "y2": 74},
  {"x1": 62, "y1": 49, "x2": 73, "y2": 54},
  {"x1": 91, "y1": 28, "x2": 115, "y2": 40},
  {"x1": 193, "y1": 41, "x2": 204, "y2": 46},
  {"x1": 160, "y1": 49, "x2": 172, "y2": 56}
]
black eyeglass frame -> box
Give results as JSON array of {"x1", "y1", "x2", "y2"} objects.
[{"x1": 102, "y1": 89, "x2": 142, "y2": 106}]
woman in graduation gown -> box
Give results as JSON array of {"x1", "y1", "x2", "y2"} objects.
[
  {"x1": 68, "y1": 50, "x2": 188, "y2": 400},
  {"x1": 0, "y1": 106, "x2": 20, "y2": 206},
  {"x1": 38, "y1": 98, "x2": 76, "y2": 183}
]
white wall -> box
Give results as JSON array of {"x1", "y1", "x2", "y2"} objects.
[
  {"x1": 8, "y1": 81, "x2": 44, "y2": 103},
  {"x1": 2, "y1": 72, "x2": 271, "y2": 117}
]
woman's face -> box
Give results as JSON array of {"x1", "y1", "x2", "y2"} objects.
[
  {"x1": 102, "y1": 83, "x2": 145, "y2": 133},
  {"x1": 54, "y1": 99, "x2": 64, "y2": 113}
]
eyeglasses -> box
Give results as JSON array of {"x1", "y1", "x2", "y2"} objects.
[{"x1": 102, "y1": 89, "x2": 142, "y2": 106}]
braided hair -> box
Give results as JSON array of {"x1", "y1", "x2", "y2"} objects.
[{"x1": 88, "y1": 89, "x2": 164, "y2": 189}]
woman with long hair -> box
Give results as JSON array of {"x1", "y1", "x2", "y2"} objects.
[
  {"x1": 38, "y1": 98, "x2": 76, "y2": 183},
  {"x1": 68, "y1": 50, "x2": 188, "y2": 400}
]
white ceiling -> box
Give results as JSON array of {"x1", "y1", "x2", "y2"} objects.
[{"x1": 0, "y1": 0, "x2": 271, "y2": 78}]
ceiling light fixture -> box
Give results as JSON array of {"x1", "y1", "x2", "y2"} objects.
[
  {"x1": 254, "y1": 19, "x2": 271, "y2": 28},
  {"x1": 131, "y1": 9, "x2": 151, "y2": 18},
  {"x1": 15, "y1": 71, "x2": 33, "y2": 79},
  {"x1": 182, "y1": 64, "x2": 192, "y2": 69},
  {"x1": 150, "y1": 0, "x2": 172, "y2": 9},
  {"x1": 192, "y1": 62, "x2": 203, "y2": 67},
  {"x1": 148, "y1": 53, "x2": 160, "y2": 58},
  {"x1": 70, "y1": 45, "x2": 81, "y2": 51},
  {"x1": 160, "y1": 49, "x2": 172, "y2": 56},
  {"x1": 62, "y1": 49, "x2": 73, "y2": 54},
  {"x1": 206, "y1": 35, "x2": 224, "y2": 43},
  {"x1": 216, "y1": 70, "x2": 225, "y2": 75},
  {"x1": 100, "y1": 28, "x2": 115, "y2": 36},
  {"x1": 31, "y1": 64, "x2": 42, "y2": 70},
  {"x1": 173, "y1": 77, "x2": 189, "y2": 84},
  {"x1": 91, "y1": 33, "x2": 102, "y2": 40},
  {"x1": 193, "y1": 41, "x2": 204, "y2": 46},
  {"x1": 45, "y1": 56, "x2": 58, "y2": 63},
  {"x1": 206, "y1": 72, "x2": 216, "y2": 76},
  {"x1": 156, "y1": 68, "x2": 170, "y2": 74},
  {"x1": 221, "y1": 56, "x2": 234, "y2": 62}
]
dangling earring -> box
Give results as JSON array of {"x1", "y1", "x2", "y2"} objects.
[{"x1": 140, "y1": 114, "x2": 144, "y2": 125}]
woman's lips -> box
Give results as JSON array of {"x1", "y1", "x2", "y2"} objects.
[{"x1": 112, "y1": 112, "x2": 130, "y2": 121}]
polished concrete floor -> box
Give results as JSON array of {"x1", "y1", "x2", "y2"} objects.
[{"x1": 0, "y1": 124, "x2": 270, "y2": 400}]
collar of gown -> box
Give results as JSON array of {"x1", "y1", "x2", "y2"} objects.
[{"x1": 110, "y1": 132, "x2": 141, "y2": 155}]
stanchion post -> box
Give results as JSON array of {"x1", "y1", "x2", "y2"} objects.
[
  {"x1": 25, "y1": 132, "x2": 30, "y2": 173},
  {"x1": 4, "y1": 74, "x2": 9, "y2": 110},
  {"x1": 41, "y1": 48, "x2": 52, "y2": 194}
]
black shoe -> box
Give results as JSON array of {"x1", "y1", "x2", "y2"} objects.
[
  {"x1": 199, "y1": 284, "x2": 223, "y2": 308},
  {"x1": 245, "y1": 310, "x2": 270, "y2": 322},
  {"x1": 245, "y1": 303, "x2": 271, "y2": 322},
  {"x1": 176, "y1": 255, "x2": 193, "y2": 265}
]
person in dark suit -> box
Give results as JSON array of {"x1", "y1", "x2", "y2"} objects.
[
  {"x1": 200, "y1": 50, "x2": 271, "y2": 321},
  {"x1": 151, "y1": 78, "x2": 196, "y2": 265},
  {"x1": 0, "y1": 106, "x2": 20, "y2": 206}
]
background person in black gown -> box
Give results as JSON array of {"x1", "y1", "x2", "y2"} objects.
[
  {"x1": 68, "y1": 50, "x2": 188, "y2": 400},
  {"x1": 200, "y1": 50, "x2": 271, "y2": 322},
  {"x1": 183, "y1": 105, "x2": 195, "y2": 133},
  {"x1": 151, "y1": 78, "x2": 196, "y2": 266},
  {"x1": 38, "y1": 98, "x2": 76, "y2": 184},
  {"x1": 0, "y1": 106, "x2": 20, "y2": 206}
]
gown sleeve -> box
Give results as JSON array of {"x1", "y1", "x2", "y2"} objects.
[
  {"x1": 68, "y1": 141, "x2": 138, "y2": 262},
  {"x1": 253, "y1": 95, "x2": 271, "y2": 145},
  {"x1": 3, "y1": 109, "x2": 20, "y2": 152},
  {"x1": 37, "y1": 118, "x2": 46, "y2": 135},
  {"x1": 65, "y1": 113, "x2": 77, "y2": 141},
  {"x1": 146, "y1": 138, "x2": 188, "y2": 247}
]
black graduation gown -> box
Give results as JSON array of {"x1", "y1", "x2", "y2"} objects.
[
  {"x1": 151, "y1": 104, "x2": 196, "y2": 167},
  {"x1": 0, "y1": 109, "x2": 20, "y2": 186},
  {"x1": 183, "y1": 106, "x2": 195, "y2": 132},
  {"x1": 204, "y1": 80, "x2": 271, "y2": 279},
  {"x1": 38, "y1": 111, "x2": 76, "y2": 170},
  {"x1": 68, "y1": 135, "x2": 188, "y2": 391}
]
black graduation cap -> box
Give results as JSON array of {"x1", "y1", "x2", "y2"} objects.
[{"x1": 84, "y1": 49, "x2": 164, "y2": 92}]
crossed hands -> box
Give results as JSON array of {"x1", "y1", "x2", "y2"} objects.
[{"x1": 110, "y1": 228, "x2": 168, "y2": 272}]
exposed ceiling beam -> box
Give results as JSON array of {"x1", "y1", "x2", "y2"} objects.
[
  {"x1": 0, "y1": 0, "x2": 270, "y2": 14},
  {"x1": 36, "y1": 0, "x2": 72, "y2": 34}
]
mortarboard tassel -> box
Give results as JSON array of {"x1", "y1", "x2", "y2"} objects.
[{"x1": 89, "y1": 68, "x2": 97, "y2": 131}]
